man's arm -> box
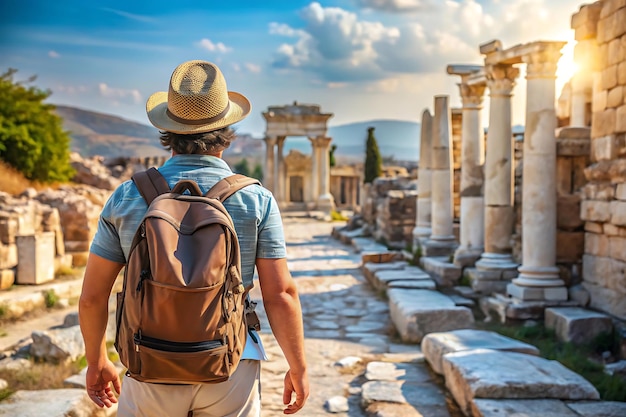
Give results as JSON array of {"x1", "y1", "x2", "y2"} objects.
[
  {"x1": 256, "y1": 257, "x2": 309, "y2": 415},
  {"x1": 78, "y1": 253, "x2": 124, "y2": 408}
]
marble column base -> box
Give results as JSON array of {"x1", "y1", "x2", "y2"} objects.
[
  {"x1": 421, "y1": 238, "x2": 458, "y2": 258},
  {"x1": 316, "y1": 193, "x2": 336, "y2": 212},
  {"x1": 482, "y1": 293, "x2": 579, "y2": 323},
  {"x1": 507, "y1": 283, "x2": 568, "y2": 301},
  {"x1": 412, "y1": 227, "x2": 431, "y2": 251},
  {"x1": 453, "y1": 246, "x2": 483, "y2": 268},
  {"x1": 475, "y1": 252, "x2": 518, "y2": 271}
]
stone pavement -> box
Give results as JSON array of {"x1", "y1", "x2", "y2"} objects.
[{"x1": 251, "y1": 214, "x2": 460, "y2": 417}]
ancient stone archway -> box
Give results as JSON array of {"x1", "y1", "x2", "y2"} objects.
[{"x1": 262, "y1": 102, "x2": 335, "y2": 212}]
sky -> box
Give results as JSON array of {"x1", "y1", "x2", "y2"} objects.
[{"x1": 1, "y1": 0, "x2": 584, "y2": 137}]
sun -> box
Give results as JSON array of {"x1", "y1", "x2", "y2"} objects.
[{"x1": 555, "y1": 31, "x2": 578, "y2": 94}]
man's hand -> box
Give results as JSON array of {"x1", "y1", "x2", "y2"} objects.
[
  {"x1": 85, "y1": 359, "x2": 122, "y2": 408},
  {"x1": 283, "y1": 369, "x2": 309, "y2": 414}
]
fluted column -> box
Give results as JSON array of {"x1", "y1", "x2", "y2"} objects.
[
  {"x1": 454, "y1": 79, "x2": 487, "y2": 266},
  {"x1": 275, "y1": 136, "x2": 286, "y2": 204},
  {"x1": 315, "y1": 136, "x2": 335, "y2": 212},
  {"x1": 476, "y1": 64, "x2": 519, "y2": 271},
  {"x1": 508, "y1": 42, "x2": 568, "y2": 301},
  {"x1": 263, "y1": 136, "x2": 276, "y2": 193},
  {"x1": 413, "y1": 110, "x2": 433, "y2": 249},
  {"x1": 427, "y1": 96, "x2": 455, "y2": 245}
]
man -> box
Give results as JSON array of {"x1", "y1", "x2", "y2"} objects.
[{"x1": 79, "y1": 60, "x2": 309, "y2": 416}]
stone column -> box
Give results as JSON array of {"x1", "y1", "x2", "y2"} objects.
[
  {"x1": 508, "y1": 42, "x2": 568, "y2": 301},
  {"x1": 454, "y1": 76, "x2": 487, "y2": 266},
  {"x1": 413, "y1": 110, "x2": 433, "y2": 249},
  {"x1": 308, "y1": 137, "x2": 320, "y2": 203},
  {"x1": 316, "y1": 136, "x2": 336, "y2": 211},
  {"x1": 275, "y1": 136, "x2": 286, "y2": 204},
  {"x1": 475, "y1": 64, "x2": 519, "y2": 271},
  {"x1": 263, "y1": 136, "x2": 276, "y2": 193},
  {"x1": 423, "y1": 96, "x2": 456, "y2": 256}
]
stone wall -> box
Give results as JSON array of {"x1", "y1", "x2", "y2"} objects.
[
  {"x1": 362, "y1": 176, "x2": 417, "y2": 248},
  {"x1": 577, "y1": 0, "x2": 626, "y2": 319}
]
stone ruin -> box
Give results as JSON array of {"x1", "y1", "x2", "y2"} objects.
[
  {"x1": 353, "y1": 0, "x2": 626, "y2": 328},
  {"x1": 0, "y1": 153, "x2": 165, "y2": 292}
]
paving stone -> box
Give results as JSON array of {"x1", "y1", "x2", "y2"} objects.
[
  {"x1": 422, "y1": 329, "x2": 540, "y2": 374},
  {"x1": 473, "y1": 399, "x2": 580, "y2": 417},
  {"x1": 362, "y1": 380, "x2": 448, "y2": 406},
  {"x1": 441, "y1": 349, "x2": 600, "y2": 416},
  {"x1": 373, "y1": 268, "x2": 432, "y2": 290},
  {"x1": 566, "y1": 400, "x2": 626, "y2": 417},
  {"x1": 324, "y1": 396, "x2": 349, "y2": 413},
  {"x1": 334, "y1": 356, "x2": 363, "y2": 369},
  {"x1": 0, "y1": 389, "x2": 114, "y2": 417},
  {"x1": 364, "y1": 361, "x2": 432, "y2": 383},
  {"x1": 303, "y1": 329, "x2": 342, "y2": 339},
  {"x1": 545, "y1": 307, "x2": 614, "y2": 344},
  {"x1": 365, "y1": 402, "x2": 451, "y2": 417},
  {"x1": 310, "y1": 321, "x2": 341, "y2": 330},
  {"x1": 345, "y1": 321, "x2": 389, "y2": 333},
  {"x1": 388, "y1": 289, "x2": 475, "y2": 343},
  {"x1": 340, "y1": 308, "x2": 366, "y2": 318}
]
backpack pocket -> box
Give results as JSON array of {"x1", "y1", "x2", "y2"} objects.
[{"x1": 133, "y1": 334, "x2": 230, "y2": 383}]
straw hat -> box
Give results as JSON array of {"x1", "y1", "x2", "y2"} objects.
[{"x1": 146, "y1": 60, "x2": 250, "y2": 134}]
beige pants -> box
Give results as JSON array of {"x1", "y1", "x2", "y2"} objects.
[{"x1": 117, "y1": 360, "x2": 261, "y2": 417}]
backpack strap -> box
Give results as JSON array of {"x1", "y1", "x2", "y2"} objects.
[
  {"x1": 206, "y1": 174, "x2": 261, "y2": 202},
  {"x1": 132, "y1": 167, "x2": 171, "y2": 205}
]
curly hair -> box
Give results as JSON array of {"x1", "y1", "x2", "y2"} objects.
[{"x1": 159, "y1": 128, "x2": 236, "y2": 154}]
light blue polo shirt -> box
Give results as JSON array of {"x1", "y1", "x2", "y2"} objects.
[{"x1": 90, "y1": 154, "x2": 287, "y2": 360}]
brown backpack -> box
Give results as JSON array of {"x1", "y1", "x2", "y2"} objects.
[{"x1": 115, "y1": 168, "x2": 260, "y2": 384}]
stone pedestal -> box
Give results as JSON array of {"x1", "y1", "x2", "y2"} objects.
[
  {"x1": 16, "y1": 232, "x2": 55, "y2": 285},
  {"x1": 315, "y1": 137, "x2": 336, "y2": 212}
]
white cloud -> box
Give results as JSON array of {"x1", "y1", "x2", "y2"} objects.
[
  {"x1": 245, "y1": 63, "x2": 262, "y2": 73},
  {"x1": 98, "y1": 83, "x2": 142, "y2": 104},
  {"x1": 197, "y1": 38, "x2": 232, "y2": 53},
  {"x1": 54, "y1": 84, "x2": 88, "y2": 95},
  {"x1": 48, "y1": 50, "x2": 60, "y2": 58},
  {"x1": 354, "y1": 0, "x2": 432, "y2": 12},
  {"x1": 100, "y1": 7, "x2": 156, "y2": 23}
]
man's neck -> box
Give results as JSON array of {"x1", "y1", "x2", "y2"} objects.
[{"x1": 171, "y1": 151, "x2": 223, "y2": 158}]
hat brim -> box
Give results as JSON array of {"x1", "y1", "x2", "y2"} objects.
[{"x1": 146, "y1": 91, "x2": 251, "y2": 134}]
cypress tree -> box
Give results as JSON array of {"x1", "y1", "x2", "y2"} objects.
[{"x1": 364, "y1": 126, "x2": 382, "y2": 183}]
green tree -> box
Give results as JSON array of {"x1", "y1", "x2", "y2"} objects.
[
  {"x1": 0, "y1": 69, "x2": 74, "y2": 182},
  {"x1": 329, "y1": 144, "x2": 337, "y2": 167},
  {"x1": 233, "y1": 158, "x2": 250, "y2": 176},
  {"x1": 251, "y1": 163, "x2": 264, "y2": 181},
  {"x1": 364, "y1": 126, "x2": 382, "y2": 183}
]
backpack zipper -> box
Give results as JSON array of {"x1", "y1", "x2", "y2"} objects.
[
  {"x1": 133, "y1": 333, "x2": 224, "y2": 353},
  {"x1": 136, "y1": 269, "x2": 149, "y2": 292}
]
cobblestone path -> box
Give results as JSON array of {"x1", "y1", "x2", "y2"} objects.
[{"x1": 251, "y1": 215, "x2": 458, "y2": 417}]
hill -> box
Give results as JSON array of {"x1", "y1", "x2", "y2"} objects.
[
  {"x1": 53, "y1": 105, "x2": 421, "y2": 162},
  {"x1": 54, "y1": 105, "x2": 168, "y2": 158}
]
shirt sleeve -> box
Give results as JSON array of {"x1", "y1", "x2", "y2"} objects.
[
  {"x1": 256, "y1": 194, "x2": 287, "y2": 259},
  {"x1": 89, "y1": 189, "x2": 126, "y2": 264}
]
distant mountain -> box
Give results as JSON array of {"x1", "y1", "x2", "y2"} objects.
[
  {"x1": 329, "y1": 119, "x2": 420, "y2": 162},
  {"x1": 55, "y1": 105, "x2": 169, "y2": 158},
  {"x1": 54, "y1": 105, "x2": 421, "y2": 162}
]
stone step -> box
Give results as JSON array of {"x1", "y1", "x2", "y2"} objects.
[
  {"x1": 421, "y1": 256, "x2": 463, "y2": 287},
  {"x1": 361, "y1": 261, "x2": 409, "y2": 286},
  {"x1": 352, "y1": 237, "x2": 389, "y2": 254},
  {"x1": 373, "y1": 267, "x2": 433, "y2": 290},
  {"x1": 545, "y1": 307, "x2": 614, "y2": 344},
  {"x1": 422, "y1": 329, "x2": 540, "y2": 375},
  {"x1": 441, "y1": 348, "x2": 600, "y2": 417},
  {"x1": 361, "y1": 379, "x2": 451, "y2": 417},
  {"x1": 388, "y1": 289, "x2": 475, "y2": 343}
]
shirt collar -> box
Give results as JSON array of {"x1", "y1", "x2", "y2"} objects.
[{"x1": 162, "y1": 154, "x2": 233, "y2": 172}]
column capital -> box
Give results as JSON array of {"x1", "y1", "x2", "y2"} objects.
[
  {"x1": 485, "y1": 64, "x2": 519, "y2": 97},
  {"x1": 309, "y1": 136, "x2": 332, "y2": 148},
  {"x1": 523, "y1": 42, "x2": 565, "y2": 80},
  {"x1": 458, "y1": 82, "x2": 487, "y2": 109}
]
